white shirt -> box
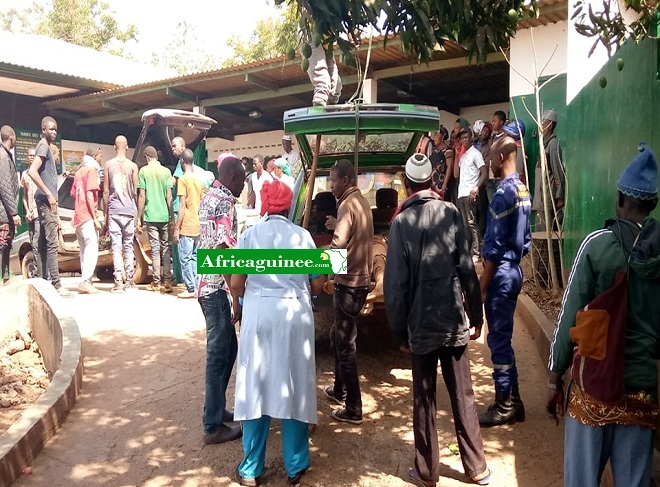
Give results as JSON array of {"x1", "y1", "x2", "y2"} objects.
[
  {"x1": 457, "y1": 145, "x2": 485, "y2": 199},
  {"x1": 249, "y1": 169, "x2": 273, "y2": 213}
]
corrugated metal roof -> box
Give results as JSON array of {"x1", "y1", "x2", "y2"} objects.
[{"x1": 0, "y1": 31, "x2": 177, "y2": 87}]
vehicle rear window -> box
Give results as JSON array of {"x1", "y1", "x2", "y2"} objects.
[{"x1": 312, "y1": 171, "x2": 406, "y2": 208}]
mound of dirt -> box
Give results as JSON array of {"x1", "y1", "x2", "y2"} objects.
[{"x1": 0, "y1": 327, "x2": 49, "y2": 436}]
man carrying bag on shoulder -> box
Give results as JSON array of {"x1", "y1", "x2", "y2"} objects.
[{"x1": 547, "y1": 144, "x2": 660, "y2": 487}]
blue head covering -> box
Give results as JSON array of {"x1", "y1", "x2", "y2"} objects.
[{"x1": 617, "y1": 143, "x2": 658, "y2": 201}]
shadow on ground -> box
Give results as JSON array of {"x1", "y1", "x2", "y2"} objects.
[{"x1": 12, "y1": 285, "x2": 563, "y2": 487}]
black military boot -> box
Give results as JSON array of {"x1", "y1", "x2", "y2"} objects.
[
  {"x1": 512, "y1": 384, "x2": 525, "y2": 422},
  {"x1": 478, "y1": 392, "x2": 516, "y2": 427}
]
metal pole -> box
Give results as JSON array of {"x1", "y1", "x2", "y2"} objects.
[{"x1": 302, "y1": 134, "x2": 322, "y2": 229}]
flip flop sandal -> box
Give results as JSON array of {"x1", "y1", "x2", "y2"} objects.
[
  {"x1": 407, "y1": 468, "x2": 436, "y2": 487},
  {"x1": 471, "y1": 467, "x2": 492, "y2": 486}
]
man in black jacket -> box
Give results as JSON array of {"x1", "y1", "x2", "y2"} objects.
[
  {"x1": 384, "y1": 153, "x2": 490, "y2": 487},
  {"x1": 0, "y1": 125, "x2": 20, "y2": 284}
]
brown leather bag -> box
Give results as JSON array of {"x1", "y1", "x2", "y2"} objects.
[
  {"x1": 569, "y1": 222, "x2": 641, "y2": 404},
  {"x1": 569, "y1": 269, "x2": 628, "y2": 403}
]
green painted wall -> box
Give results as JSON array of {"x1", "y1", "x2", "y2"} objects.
[{"x1": 563, "y1": 38, "x2": 660, "y2": 266}]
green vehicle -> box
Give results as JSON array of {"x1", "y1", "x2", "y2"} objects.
[{"x1": 283, "y1": 103, "x2": 440, "y2": 316}]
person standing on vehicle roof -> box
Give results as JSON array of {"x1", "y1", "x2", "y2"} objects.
[
  {"x1": 103, "y1": 135, "x2": 139, "y2": 293},
  {"x1": 0, "y1": 125, "x2": 20, "y2": 285},
  {"x1": 72, "y1": 149, "x2": 102, "y2": 294},
  {"x1": 385, "y1": 153, "x2": 490, "y2": 487},
  {"x1": 28, "y1": 116, "x2": 71, "y2": 297},
  {"x1": 477, "y1": 136, "x2": 531, "y2": 428},
  {"x1": 137, "y1": 146, "x2": 174, "y2": 293},
  {"x1": 323, "y1": 159, "x2": 374, "y2": 425}
]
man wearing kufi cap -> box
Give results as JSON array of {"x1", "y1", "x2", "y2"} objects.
[
  {"x1": 532, "y1": 108, "x2": 565, "y2": 230},
  {"x1": 385, "y1": 153, "x2": 491, "y2": 486},
  {"x1": 547, "y1": 144, "x2": 660, "y2": 486},
  {"x1": 281, "y1": 134, "x2": 302, "y2": 179}
]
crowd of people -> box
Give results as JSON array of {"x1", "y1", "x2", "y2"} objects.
[{"x1": 1, "y1": 112, "x2": 659, "y2": 487}]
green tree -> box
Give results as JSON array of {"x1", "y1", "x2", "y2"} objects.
[
  {"x1": 280, "y1": 0, "x2": 539, "y2": 65},
  {"x1": 0, "y1": 0, "x2": 137, "y2": 53},
  {"x1": 151, "y1": 21, "x2": 223, "y2": 75},
  {"x1": 223, "y1": 3, "x2": 298, "y2": 67}
]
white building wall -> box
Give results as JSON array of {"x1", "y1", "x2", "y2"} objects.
[
  {"x1": 206, "y1": 130, "x2": 289, "y2": 163},
  {"x1": 460, "y1": 102, "x2": 510, "y2": 126},
  {"x1": 566, "y1": 0, "x2": 634, "y2": 103},
  {"x1": 510, "y1": 21, "x2": 568, "y2": 98}
]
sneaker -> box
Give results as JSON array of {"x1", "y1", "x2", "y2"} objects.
[
  {"x1": 147, "y1": 282, "x2": 161, "y2": 292},
  {"x1": 324, "y1": 386, "x2": 346, "y2": 405},
  {"x1": 161, "y1": 281, "x2": 173, "y2": 294},
  {"x1": 124, "y1": 280, "x2": 138, "y2": 291},
  {"x1": 178, "y1": 290, "x2": 196, "y2": 299},
  {"x1": 331, "y1": 407, "x2": 363, "y2": 425},
  {"x1": 57, "y1": 287, "x2": 74, "y2": 298},
  {"x1": 77, "y1": 280, "x2": 98, "y2": 294},
  {"x1": 110, "y1": 282, "x2": 125, "y2": 293}
]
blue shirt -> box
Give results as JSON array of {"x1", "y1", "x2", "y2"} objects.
[{"x1": 482, "y1": 173, "x2": 532, "y2": 265}]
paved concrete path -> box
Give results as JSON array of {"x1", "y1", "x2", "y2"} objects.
[{"x1": 12, "y1": 277, "x2": 566, "y2": 487}]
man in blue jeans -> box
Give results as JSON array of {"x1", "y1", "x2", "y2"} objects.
[{"x1": 196, "y1": 154, "x2": 245, "y2": 444}]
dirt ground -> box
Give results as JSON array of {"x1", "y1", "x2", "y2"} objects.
[
  {"x1": 6, "y1": 277, "x2": 566, "y2": 487},
  {"x1": 0, "y1": 326, "x2": 49, "y2": 436}
]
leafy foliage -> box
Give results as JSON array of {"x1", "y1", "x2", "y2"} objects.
[
  {"x1": 151, "y1": 21, "x2": 223, "y2": 75},
  {"x1": 223, "y1": 3, "x2": 298, "y2": 66},
  {"x1": 280, "y1": 0, "x2": 539, "y2": 64},
  {"x1": 0, "y1": 0, "x2": 137, "y2": 53},
  {"x1": 571, "y1": 0, "x2": 659, "y2": 57}
]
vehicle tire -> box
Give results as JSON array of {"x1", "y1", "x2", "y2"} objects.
[
  {"x1": 21, "y1": 251, "x2": 38, "y2": 279},
  {"x1": 96, "y1": 266, "x2": 115, "y2": 282},
  {"x1": 133, "y1": 241, "x2": 149, "y2": 284}
]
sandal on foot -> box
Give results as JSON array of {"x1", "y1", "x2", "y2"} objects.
[
  {"x1": 407, "y1": 468, "x2": 436, "y2": 487},
  {"x1": 471, "y1": 468, "x2": 492, "y2": 485}
]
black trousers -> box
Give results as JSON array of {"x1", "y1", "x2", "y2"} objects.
[
  {"x1": 330, "y1": 283, "x2": 368, "y2": 416},
  {"x1": 412, "y1": 345, "x2": 487, "y2": 482},
  {"x1": 35, "y1": 201, "x2": 61, "y2": 289}
]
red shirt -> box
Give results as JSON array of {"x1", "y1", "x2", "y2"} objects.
[{"x1": 72, "y1": 165, "x2": 100, "y2": 227}]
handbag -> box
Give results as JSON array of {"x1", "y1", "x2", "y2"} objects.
[{"x1": 568, "y1": 221, "x2": 640, "y2": 404}]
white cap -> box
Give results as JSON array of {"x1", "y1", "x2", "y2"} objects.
[
  {"x1": 473, "y1": 120, "x2": 485, "y2": 135},
  {"x1": 282, "y1": 134, "x2": 292, "y2": 141},
  {"x1": 405, "y1": 153, "x2": 432, "y2": 183},
  {"x1": 542, "y1": 109, "x2": 557, "y2": 122}
]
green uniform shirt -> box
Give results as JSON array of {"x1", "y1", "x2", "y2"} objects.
[
  {"x1": 549, "y1": 218, "x2": 660, "y2": 396},
  {"x1": 138, "y1": 162, "x2": 173, "y2": 223}
]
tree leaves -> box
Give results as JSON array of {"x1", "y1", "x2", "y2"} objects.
[
  {"x1": 572, "y1": 0, "x2": 657, "y2": 58},
  {"x1": 292, "y1": 0, "x2": 537, "y2": 65},
  {"x1": 0, "y1": 0, "x2": 138, "y2": 53}
]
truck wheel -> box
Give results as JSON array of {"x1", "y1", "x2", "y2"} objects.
[
  {"x1": 21, "y1": 251, "x2": 38, "y2": 279},
  {"x1": 133, "y1": 241, "x2": 149, "y2": 284},
  {"x1": 95, "y1": 266, "x2": 115, "y2": 282}
]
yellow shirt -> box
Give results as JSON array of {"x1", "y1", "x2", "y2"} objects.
[{"x1": 177, "y1": 172, "x2": 204, "y2": 237}]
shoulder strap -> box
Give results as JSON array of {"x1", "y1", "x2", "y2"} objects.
[{"x1": 606, "y1": 219, "x2": 641, "y2": 273}]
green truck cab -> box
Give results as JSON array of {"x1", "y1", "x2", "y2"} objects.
[{"x1": 284, "y1": 103, "x2": 440, "y2": 315}]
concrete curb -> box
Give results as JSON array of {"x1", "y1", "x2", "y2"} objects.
[
  {"x1": 0, "y1": 279, "x2": 83, "y2": 487},
  {"x1": 518, "y1": 292, "x2": 556, "y2": 366}
]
